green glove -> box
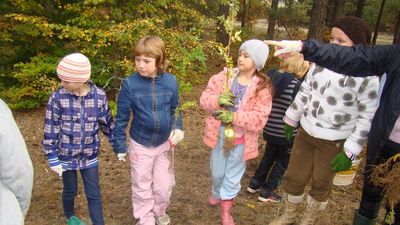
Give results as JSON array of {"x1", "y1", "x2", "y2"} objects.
[
  {"x1": 331, "y1": 151, "x2": 352, "y2": 172},
  {"x1": 214, "y1": 110, "x2": 234, "y2": 124},
  {"x1": 218, "y1": 92, "x2": 236, "y2": 108},
  {"x1": 284, "y1": 124, "x2": 294, "y2": 140}
]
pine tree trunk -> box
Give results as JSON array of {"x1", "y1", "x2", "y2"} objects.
[
  {"x1": 308, "y1": 0, "x2": 329, "y2": 40},
  {"x1": 354, "y1": 0, "x2": 366, "y2": 18},
  {"x1": 266, "y1": 0, "x2": 279, "y2": 39},
  {"x1": 372, "y1": 0, "x2": 386, "y2": 44},
  {"x1": 241, "y1": 0, "x2": 249, "y2": 28},
  {"x1": 394, "y1": 12, "x2": 400, "y2": 44},
  {"x1": 217, "y1": 3, "x2": 229, "y2": 46}
]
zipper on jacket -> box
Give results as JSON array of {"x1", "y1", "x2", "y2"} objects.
[
  {"x1": 152, "y1": 78, "x2": 159, "y2": 145},
  {"x1": 79, "y1": 96, "x2": 84, "y2": 162}
]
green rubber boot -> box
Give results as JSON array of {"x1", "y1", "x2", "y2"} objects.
[
  {"x1": 353, "y1": 210, "x2": 377, "y2": 225},
  {"x1": 67, "y1": 216, "x2": 86, "y2": 225}
]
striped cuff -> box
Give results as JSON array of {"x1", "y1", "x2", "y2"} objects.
[{"x1": 47, "y1": 153, "x2": 60, "y2": 167}]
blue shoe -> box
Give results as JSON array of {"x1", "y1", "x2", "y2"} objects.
[{"x1": 67, "y1": 216, "x2": 86, "y2": 225}]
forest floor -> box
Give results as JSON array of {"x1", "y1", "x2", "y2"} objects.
[
  {"x1": 18, "y1": 19, "x2": 391, "y2": 225},
  {"x1": 19, "y1": 80, "x2": 386, "y2": 225}
]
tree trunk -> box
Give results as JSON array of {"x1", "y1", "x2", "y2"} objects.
[
  {"x1": 308, "y1": 0, "x2": 329, "y2": 40},
  {"x1": 354, "y1": 0, "x2": 366, "y2": 18},
  {"x1": 394, "y1": 12, "x2": 400, "y2": 44},
  {"x1": 241, "y1": 0, "x2": 250, "y2": 28},
  {"x1": 327, "y1": 0, "x2": 345, "y2": 26},
  {"x1": 372, "y1": 0, "x2": 386, "y2": 44},
  {"x1": 217, "y1": 3, "x2": 229, "y2": 46},
  {"x1": 266, "y1": 0, "x2": 279, "y2": 39},
  {"x1": 286, "y1": 0, "x2": 293, "y2": 9}
]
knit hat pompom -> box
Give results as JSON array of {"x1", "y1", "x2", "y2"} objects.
[
  {"x1": 332, "y1": 16, "x2": 372, "y2": 45},
  {"x1": 239, "y1": 39, "x2": 269, "y2": 71},
  {"x1": 57, "y1": 53, "x2": 91, "y2": 82}
]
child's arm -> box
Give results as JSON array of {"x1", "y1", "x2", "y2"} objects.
[
  {"x1": 284, "y1": 66, "x2": 314, "y2": 125},
  {"x1": 98, "y1": 93, "x2": 115, "y2": 145},
  {"x1": 200, "y1": 73, "x2": 224, "y2": 113},
  {"x1": 170, "y1": 75, "x2": 182, "y2": 130},
  {"x1": 344, "y1": 76, "x2": 379, "y2": 157},
  {"x1": 232, "y1": 87, "x2": 273, "y2": 133},
  {"x1": 42, "y1": 94, "x2": 61, "y2": 157},
  {"x1": 42, "y1": 94, "x2": 63, "y2": 176},
  {"x1": 113, "y1": 80, "x2": 132, "y2": 153}
]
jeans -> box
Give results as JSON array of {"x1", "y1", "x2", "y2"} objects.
[
  {"x1": 358, "y1": 140, "x2": 400, "y2": 224},
  {"x1": 62, "y1": 166, "x2": 104, "y2": 225},
  {"x1": 250, "y1": 142, "x2": 291, "y2": 194}
]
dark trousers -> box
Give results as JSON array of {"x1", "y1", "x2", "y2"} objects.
[
  {"x1": 359, "y1": 140, "x2": 400, "y2": 225},
  {"x1": 62, "y1": 166, "x2": 104, "y2": 225},
  {"x1": 250, "y1": 142, "x2": 291, "y2": 195}
]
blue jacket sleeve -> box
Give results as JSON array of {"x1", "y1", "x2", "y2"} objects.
[
  {"x1": 170, "y1": 76, "x2": 182, "y2": 130},
  {"x1": 113, "y1": 80, "x2": 132, "y2": 153}
]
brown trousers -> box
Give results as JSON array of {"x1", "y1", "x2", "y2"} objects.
[{"x1": 284, "y1": 127, "x2": 344, "y2": 202}]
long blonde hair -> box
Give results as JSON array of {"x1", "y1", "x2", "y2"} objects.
[{"x1": 279, "y1": 53, "x2": 310, "y2": 78}]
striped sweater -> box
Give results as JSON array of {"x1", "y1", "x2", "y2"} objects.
[{"x1": 263, "y1": 70, "x2": 301, "y2": 145}]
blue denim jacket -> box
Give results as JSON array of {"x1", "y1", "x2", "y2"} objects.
[{"x1": 113, "y1": 72, "x2": 182, "y2": 153}]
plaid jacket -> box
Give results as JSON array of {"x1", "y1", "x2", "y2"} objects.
[{"x1": 42, "y1": 82, "x2": 114, "y2": 170}]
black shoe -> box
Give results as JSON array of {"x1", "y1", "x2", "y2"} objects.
[
  {"x1": 246, "y1": 183, "x2": 260, "y2": 194},
  {"x1": 257, "y1": 191, "x2": 283, "y2": 203}
]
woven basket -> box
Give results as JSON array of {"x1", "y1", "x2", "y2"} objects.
[{"x1": 333, "y1": 159, "x2": 361, "y2": 186}]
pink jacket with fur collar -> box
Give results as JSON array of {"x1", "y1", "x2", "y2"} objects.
[{"x1": 200, "y1": 69, "x2": 273, "y2": 161}]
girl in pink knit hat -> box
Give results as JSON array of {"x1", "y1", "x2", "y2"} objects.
[{"x1": 42, "y1": 53, "x2": 115, "y2": 225}]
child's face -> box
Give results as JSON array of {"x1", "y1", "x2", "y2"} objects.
[
  {"x1": 330, "y1": 27, "x2": 354, "y2": 47},
  {"x1": 135, "y1": 55, "x2": 158, "y2": 78},
  {"x1": 237, "y1": 50, "x2": 256, "y2": 73},
  {"x1": 60, "y1": 80, "x2": 86, "y2": 94}
]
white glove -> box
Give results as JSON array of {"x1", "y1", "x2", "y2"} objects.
[
  {"x1": 50, "y1": 164, "x2": 63, "y2": 177},
  {"x1": 264, "y1": 40, "x2": 303, "y2": 57},
  {"x1": 117, "y1": 153, "x2": 127, "y2": 162},
  {"x1": 168, "y1": 129, "x2": 184, "y2": 147}
]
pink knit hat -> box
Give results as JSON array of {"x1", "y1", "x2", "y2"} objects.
[{"x1": 57, "y1": 53, "x2": 91, "y2": 82}]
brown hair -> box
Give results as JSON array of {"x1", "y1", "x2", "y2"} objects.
[
  {"x1": 134, "y1": 36, "x2": 168, "y2": 74},
  {"x1": 254, "y1": 71, "x2": 274, "y2": 97},
  {"x1": 279, "y1": 53, "x2": 310, "y2": 79}
]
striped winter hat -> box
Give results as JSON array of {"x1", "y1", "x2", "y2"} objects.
[{"x1": 57, "y1": 53, "x2": 91, "y2": 82}]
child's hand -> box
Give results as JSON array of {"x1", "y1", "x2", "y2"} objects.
[
  {"x1": 214, "y1": 110, "x2": 234, "y2": 124},
  {"x1": 283, "y1": 123, "x2": 295, "y2": 140},
  {"x1": 264, "y1": 40, "x2": 303, "y2": 58},
  {"x1": 117, "y1": 153, "x2": 127, "y2": 162},
  {"x1": 331, "y1": 151, "x2": 353, "y2": 172},
  {"x1": 218, "y1": 92, "x2": 236, "y2": 108},
  {"x1": 169, "y1": 129, "x2": 184, "y2": 147},
  {"x1": 50, "y1": 165, "x2": 63, "y2": 177}
]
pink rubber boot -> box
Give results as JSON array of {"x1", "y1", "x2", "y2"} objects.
[{"x1": 220, "y1": 199, "x2": 235, "y2": 225}]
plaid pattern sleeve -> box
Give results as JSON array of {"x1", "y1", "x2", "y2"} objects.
[
  {"x1": 98, "y1": 94, "x2": 115, "y2": 145},
  {"x1": 42, "y1": 93, "x2": 61, "y2": 155}
]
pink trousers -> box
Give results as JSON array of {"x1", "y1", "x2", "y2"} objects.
[{"x1": 128, "y1": 139, "x2": 175, "y2": 225}]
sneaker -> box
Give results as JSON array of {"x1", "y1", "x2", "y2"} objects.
[
  {"x1": 67, "y1": 216, "x2": 86, "y2": 225},
  {"x1": 257, "y1": 191, "x2": 283, "y2": 203},
  {"x1": 156, "y1": 214, "x2": 170, "y2": 225},
  {"x1": 246, "y1": 183, "x2": 260, "y2": 194}
]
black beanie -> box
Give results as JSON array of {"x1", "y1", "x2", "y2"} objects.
[{"x1": 332, "y1": 16, "x2": 372, "y2": 45}]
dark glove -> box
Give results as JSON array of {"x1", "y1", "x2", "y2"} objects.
[
  {"x1": 214, "y1": 110, "x2": 234, "y2": 124},
  {"x1": 331, "y1": 151, "x2": 352, "y2": 172},
  {"x1": 218, "y1": 92, "x2": 236, "y2": 108},
  {"x1": 284, "y1": 123, "x2": 294, "y2": 140}
]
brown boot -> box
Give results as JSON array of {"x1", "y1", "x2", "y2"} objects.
[
  {"x1": 299, "y1": 195, "x2": 327, "y2": 225},
  {"x1": 220, "y1": 199, "x2": 235, "y2": 225},
  {"x1": 269, "y1": 194, "x2": 304, "y2": 225}
]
